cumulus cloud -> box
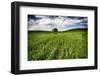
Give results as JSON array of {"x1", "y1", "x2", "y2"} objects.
[
  {"x1": 38, "y1": 17, "x2": 51, "y2": 25},
  {"x1": 28, "y1": 19, "x2": 35, "y2": 27},
  {"x1": 28, "y1": 15, "x2": 87, "y2": 31}
]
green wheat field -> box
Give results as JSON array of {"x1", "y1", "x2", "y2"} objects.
[{"x1": 28, "y1": 29, "x2": 88, "y2": 61}]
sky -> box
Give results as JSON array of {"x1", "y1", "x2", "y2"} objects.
[{"x1": 28, "y1": 15, "x2": 88, "y2": 31}]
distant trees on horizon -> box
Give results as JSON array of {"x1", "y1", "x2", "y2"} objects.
[{"x1": 52, "y1": 28, "x2": 58, "y2": 32}]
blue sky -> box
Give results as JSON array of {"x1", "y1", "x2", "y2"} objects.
[{"x1": 28, "y1": 15, "x2": 88, "y2": 31}]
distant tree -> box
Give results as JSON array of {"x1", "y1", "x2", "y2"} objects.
[{"x1": 52, "y1": 28, "x2": 58, "y2": 32}]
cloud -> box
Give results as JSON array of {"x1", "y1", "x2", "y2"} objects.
[
  {"x1": 28, "y1": 19, "x2": 35, "y2": 28},
  {"x1": 35, "y1": 15, "x2": 46, "y2": 18},
  {"x1": 38, "y1": 17, "x2": 51, "y2": 25},
  {"x1": 28, "y1": 15, "x2": 87, "y2": 31}
]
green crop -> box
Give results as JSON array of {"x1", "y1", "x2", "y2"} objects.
[{"x1": 28, "y1": 29, "x2": 88, "y2": 61}]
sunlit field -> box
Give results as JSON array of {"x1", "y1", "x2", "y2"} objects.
[{"x1": 28, "y1": 29, "x2": 88, "y2": 61}]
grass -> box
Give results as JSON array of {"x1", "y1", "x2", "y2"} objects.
[{"x1": 28, "y1": 29, "x2": 88, "y2": 61}]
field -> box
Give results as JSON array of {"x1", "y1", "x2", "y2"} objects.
[{"x1": 28, "y1": 29, "x2": 88, "y2": 61}]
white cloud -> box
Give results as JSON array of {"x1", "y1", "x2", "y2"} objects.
[
  {"x1": 28, "y1": 24, "x2": 53, "y2": 31},
  {"x1": 28, "y1": 16, "x2": 84, "y2": 31},
  {"x1": 35, "y1": 15, "x2": 46, "y2": 18},
  {"x1": 28, "y1": 19, "x2": 35, "y2": 25},
  {"x1": 38, "y1": 17, "x2": 51, "y2": 25}
]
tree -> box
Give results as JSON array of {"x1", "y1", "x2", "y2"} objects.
[{"x1": 52, "y1": 28, "x2": 58, "y2": 32}]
